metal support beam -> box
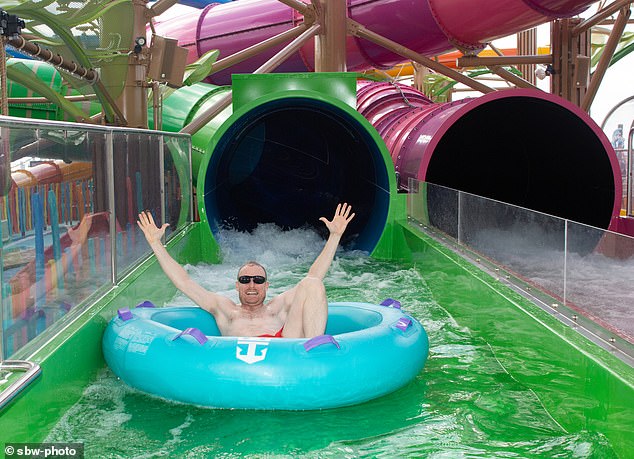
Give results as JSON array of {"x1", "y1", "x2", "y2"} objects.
[
  {"x1": 551, "y1": 18, "x2": 592, "y2": 106},
  {"x1": 211, "y1": 24, "x2": 309, "y2": 75},
  {"x1": 348, "y1": 19, "x2": 495, "y2": 94},
  {"x1": 572, "y1": 0, "x2": 634, "y2": 36},
  {"x1": 253, "y1": 23, "x2": 321, "y2": 74},
  {"x1": 7, "y1": 94, "x2": 97, "y2": 104},
  {"x1": 458, "y1": 54, "x2": 552, "y2": 67},
  {"x1": 180, "y1": 92, "x2": 232, "y2": 136},
  {"x1": 488, "y1": 65, "x2": 541, "y2": 90},
  {"x1": 314, "y1": 0, "x2": 347, "y2": 72},
  {"x1": 517, "y1": 27, "x2": 537, "y2": 85},
  {"x1": 276, "y1": 0, "x2": 311, "y2": 17},
  {"x1": 146, "y1": 0, "x2": 180, "y2": 18},
  {"x1": 114, "y1": 0, "x2": 151, "y2": 128},
  {"x1": 1, "y1": 37, "x2": 8, "y2": 117},
  {"x1": 581, "y1": 5, "x2": 631, "y2": 111}
]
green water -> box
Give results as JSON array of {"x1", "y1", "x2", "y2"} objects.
[{"x1": 45, "y1": 227, "x2": 618, "y2": 458}]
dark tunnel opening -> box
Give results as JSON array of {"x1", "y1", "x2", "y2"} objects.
[
  {"x1": 202, "y1": 98, "x2": 391, "y2": 252},
  {"x1": 424, "y1": 96, "x2": 617, "y2": 253}
]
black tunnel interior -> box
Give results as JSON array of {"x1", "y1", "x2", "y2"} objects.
[
  {"x1": 422, "y1": 96, "x2": 617, "y2": 253},
  {"x1": 425, "y1": 96, "x2": 616, "y2": 228},
  {"x1": 203, "y1": 98, "x2": 391, "y2": 252}
]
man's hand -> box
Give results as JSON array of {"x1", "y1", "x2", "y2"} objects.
[
  {"x1": 137, "y1": 211, "x2": 170, "y2": 246},
  {"x1": 68, "y1": 214, "x2": 93, "y2": 247},
  {"x1": 319, "y1": 203, "x2": 355, "y2": 237}
]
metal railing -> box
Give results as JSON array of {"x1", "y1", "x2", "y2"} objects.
[{"x1": 0, "y1": 360, "x2": 41, "y2": 409}]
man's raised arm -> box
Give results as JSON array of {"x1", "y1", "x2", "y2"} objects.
[
  {"x1": 307, "y1": 203, "x2": 355, "y2": 280},
  {"x1": 136, "y1": 211, "x2": 231, "y2": 317}
]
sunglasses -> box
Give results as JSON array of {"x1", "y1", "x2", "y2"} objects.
[{"x1": 237, "y1": 275, "x2": 267, "y2": 285}]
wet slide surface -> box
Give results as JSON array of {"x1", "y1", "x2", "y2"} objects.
[{"x1": 45, "y1": 226, "x2": 619, "y2": 458}]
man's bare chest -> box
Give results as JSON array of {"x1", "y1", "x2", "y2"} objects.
[{"x1": 226, "y1": 307, "x2": 284, "y2": 336}]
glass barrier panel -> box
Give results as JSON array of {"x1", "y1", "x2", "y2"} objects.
[
  {"x1": 565, "y1": 221, "x2": 634, "y2": 342},
  {"x1": 458, "y1": 189, "x2": 567, "y2": 301},
  {"x1": 407, "y1": 179, "x2": 633, "y2": 352},
  {"x1": 1, "y1": 125, "x2": 39, "y2": 196},
  {"x1": 407, "y1": 180, "x2": 459, "y2": 239},
  {"x1": 406, "y1": 178, "x2": 425, "y2": 225},
  {"x1": 2, "y1": 124, "x2": 38, "y2": 166},
  {"x1": 1, "y1": 118, "x2": 192, "y2": 359},
  {"x1": 112, "y1": 131, "x2": 192, "y2": 281},
  {"x1": 113, "y1": 131, "x2": 158, "y2": 278},
  {"x1": 1, "y1": 125, "x2": 113, "y2": 358}
]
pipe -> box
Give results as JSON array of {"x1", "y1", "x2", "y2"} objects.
[
  {"x1": 151, "y1": 0, "x2": 598, "y2": 85},
  {"x1": 7, "y1": 36, "x2": 98, "y2": 84},
  {"x1": 356, "y1": 82, "x2": 622, "y2": 236},
  {"x1": 0, "y1": 360, "x2": 42, "y2": 410},
  {"x1": 159, "y1": 73, "x2": 396, "y2": 253},
  {"x1": 159, "y1": 74, "x2": 621, "y2": 255},
  {"x1": 8, "y1": 64, "x2": 620, "y2": 254}
]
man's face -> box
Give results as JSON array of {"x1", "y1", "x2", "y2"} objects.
[{"x1": 236, "y1": 265, "x2": 269, "y2": 307}]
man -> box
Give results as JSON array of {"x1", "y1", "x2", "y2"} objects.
[{"x1": 137, "y1": 203, "x2": 355, "y2": 338}]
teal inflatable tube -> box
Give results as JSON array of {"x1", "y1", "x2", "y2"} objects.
[{"x1": 102, "y1": 301, "x2": 429, "y2": 410}]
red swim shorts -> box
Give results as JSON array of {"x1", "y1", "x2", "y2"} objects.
[{"x1": 259, "y1": 327, "x2": 284, "y2": 338}]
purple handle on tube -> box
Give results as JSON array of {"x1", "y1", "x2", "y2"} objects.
[
  {"x1": 172, "y1": 327, "x2": 208, "y2": 345},
  {"x1": 304, "y1": 335, "x2": 340, "y2": 352},
  {"x1": 395, "y1": 317, "x2": 413, "y2": 331},
  {"x1": 117, "y1": 308, "x2": 133, "y2": 321},
  {"x1": 136, "y1": 300, "x2": 156, "y2": 308},
  {"x1": 380, "y1": 298, "x2": 402, "y2": 309}
]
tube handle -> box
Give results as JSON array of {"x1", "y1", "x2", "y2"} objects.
[
  {"x1": 380, "y1": 298, "x2": 401, "y2": 309},
  {"x1": 172, "y1": 327, "x2": 208, "y2": 345},
  {"x1": 135, "y1": 300, "x2": 156, "y2": 308},
  {"x1": 117, "y1": 308, "x2": 133, "y2": 321},
  {"x1": 394, "y1": 317, "x2": 412, "y2": 331},
  {"x1": 304, "y1": 334, "x2": 340, "y2": 352}
]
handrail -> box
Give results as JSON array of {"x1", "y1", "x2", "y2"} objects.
[{"x1": 0, "y1": 360, "x2": 42, "y2": 410}]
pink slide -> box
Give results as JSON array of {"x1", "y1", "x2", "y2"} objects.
[{"x1": 152, "y1": 0, "x2": 597, "y2": 85}]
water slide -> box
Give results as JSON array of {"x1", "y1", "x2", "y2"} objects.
[
  {"x1": 1, "y1": 0, "x2": 633, "y2": 454},
  {"x1": 4, "y1": 0, "x2": 622, "y2": 250},
  {"x1": 1, "y1": 90, "x2": 633, "y2": 453},
  {"x1": 145, "y1": 0, "x2": 622, "y2": 253}
]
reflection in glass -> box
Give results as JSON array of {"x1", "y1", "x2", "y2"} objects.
[{"x1": 1, "y1": 119, "x2": 191, "y2": 358}]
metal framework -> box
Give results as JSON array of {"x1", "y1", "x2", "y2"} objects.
[{"x1": 2, "y1": 0, "x2": 632, "y2": 130}]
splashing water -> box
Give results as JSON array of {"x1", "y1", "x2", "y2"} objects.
[{"x1": 46, "y1": 225, "x2": 618, "y2": 458}]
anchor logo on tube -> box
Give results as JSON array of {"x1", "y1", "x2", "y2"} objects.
[{"x1": 236, "y1": 338, "x2": 270, "y2": 364}]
